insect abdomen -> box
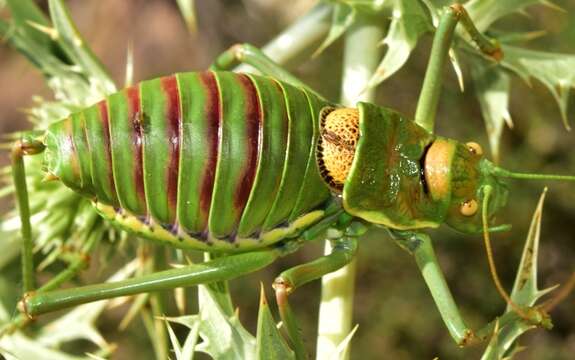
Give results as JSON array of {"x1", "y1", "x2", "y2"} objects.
[{"x1": 44, "y1": 71, "x2": 332, "y2": 249}]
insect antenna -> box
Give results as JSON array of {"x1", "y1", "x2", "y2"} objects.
[
  {"x1": 491, "y1": 166, "x2": 575, "y2": 182},
  {"x1": 490, "y1": 165, "x2": 575, "y2": 309},
  {"x1": 481, "y1": 185, "x2": 531, "y2": 320}
]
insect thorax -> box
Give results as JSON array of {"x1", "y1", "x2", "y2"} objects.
[{"x1": 319, "y1": 102, "x2": 456, "y2": 230}]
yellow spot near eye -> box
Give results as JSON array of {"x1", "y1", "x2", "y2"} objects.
[
  {"x1": 460, "y1": 199, "x2": 478, "y2": 216},
  {"x1": 466, "y1": 142, "x2": 483, "y2": 156}
]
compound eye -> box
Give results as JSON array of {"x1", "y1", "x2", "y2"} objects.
[
  {"x1": 465, "y1": 142, "x2": 483, "y2": 156},
  {"x1": 460, "y1": 199, "x2": 478, "y2": 216}
]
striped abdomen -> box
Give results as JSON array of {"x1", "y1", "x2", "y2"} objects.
[{"x1": 44, "y1": 71, "x2": 332, "y2": 250}]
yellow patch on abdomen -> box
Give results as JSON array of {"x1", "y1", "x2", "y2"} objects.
[{"x1": 92, "y1": 202, "x2": 326, "y2": 253}]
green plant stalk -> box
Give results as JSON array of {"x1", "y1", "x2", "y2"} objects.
[
  {"x1": 236, "y1": 2, "x2": 331, "y2": 72},
  {"x1": 40, "y1": 224, "x2": 101, "y2": 292},
  {"x1": 148, "y1": 246, "x2": 169, "y2": 360},
  {"x1": 316, "y1": 13, "x2": 383, "y2": 360}
]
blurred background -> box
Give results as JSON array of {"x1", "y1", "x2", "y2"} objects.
[{"x1": 1, "y1": 0, "x2": 574, "y2": 359}]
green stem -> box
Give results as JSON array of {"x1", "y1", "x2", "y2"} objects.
[
  {"x1": 236, "y1": 2, "x2": 332, "y2": 72},
  {"x1": 148, "y1": 246, "x2": 169, "y2": 360},
  {"x1": 316, "y1": 13, "x2": 383, "y2": 360},
  {"x1": 40, "y1": 215, "x2": 101, "y2": 292}
]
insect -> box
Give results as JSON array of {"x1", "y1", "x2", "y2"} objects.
[{"x1": 7, "y1": 3, "x2": 575, "y2": 358}]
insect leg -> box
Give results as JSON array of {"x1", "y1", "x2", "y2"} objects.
[
  {"x1": 388, "y1": 229, "x2": 480, "y2": 346},
  {"x1": 414, "y1": 4, "x2": 502, "y2": 133},
  {"x1": 19, "y1": 248, "x2": 282, "y2": 318},
  {"x1": 211, "y1": 43, "x2": 324, "y2": 98},
  {"x1": 11, "y1": 137, "x2": 45, "y2": 293},
  {"x1": 273, "y1": 236, "x2": 358, "y2": 359}
]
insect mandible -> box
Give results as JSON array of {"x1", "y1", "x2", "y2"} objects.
[{"x1": 8, "y1": 3, "x2": 575, "y2": 356}]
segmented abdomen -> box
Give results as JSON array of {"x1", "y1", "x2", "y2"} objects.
[{"x1": 45, "y1": 71, "x2": 332, "y2": 250}]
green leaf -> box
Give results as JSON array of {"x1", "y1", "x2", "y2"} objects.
[
  {"x1": 256, "y1": 284, "x2": 295, "y2": 360},
  {"x1": 368, "y1": 0, "x2": 432, "y2": 87},
  {"x1": 481, "y1": 189, "x2": 557, "y2": 359},
  {"x1": 166, "y1": 285, "x2": 256, "y2": 360},
  {"x1": 327, "y1": 324, "x2": 359, "y2": 360},
  {"x1": 48, "y1": 0, "x2": 116, "y2": 95},
  {"x1": 313, "y1": 3, "x2": 356, "y2": 57},
  {"x1": 465, "y1": 0, "x2": 545, "y2": 32},
  {"x1": 471, "y1": 60, "x2": 512, "y2": 163},
  {"x1": 0, "y1": 260, "x2": 138, "y2": 359},
  {"x1": 165, "y1": 316, "x2": 200, "y2": 360},
  {"x1": 5, "y1": 0, "x2": 53, "y2": 50},
  {"x1": 501, "y1": 45, "x2": 575, "y2": 130},
  {"x1": 176, "y1": 0, "x2": 197, "y2": 33},
  {"x1": 6, "y1": 0, "x2": 54, "y2": 52},
  {"x1": 508, "y1": 189, "x2": 556, "y2": 308}
]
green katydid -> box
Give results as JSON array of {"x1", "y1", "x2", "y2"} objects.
[{"x1": 7, "y1": 3, "x2": 575, "y2": 358}]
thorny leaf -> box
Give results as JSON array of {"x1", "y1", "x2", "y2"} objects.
[
  {"x1": 471, "y1": 60, "x2": 512, "y2": 163},
  {"x1": 0, "y1": 260, "x2": 138, "y2": 359},
  {"x1": 4, "y1": 0, "x2": 52, "y2": 50},
  {"x1": 176, "y1": 0, "x2": 198, "y2": 34},
  {"x1": 465, "y1": 0, "x2": 553, "y2": 33},
  {"x1": 501, "y1": 45, "x2": 575, "y2": 130},
  {"x1": 0, "y1": 0, "x2": 119, "y2": 271},
  {"x1": 368, "y1": 0, "x2": 432, "y2": 88},
  {"x1": 256, "y1": 285, "x2": 294, "y2": 360},
  {"x1": 165, "y1": 285, "x2": 256, "y2": 360},
  {"x1": 313, "y1": 2, "x2": 356, "y2": 57},
  {"x1": 35, "y1": 259, "x2": 139, "y2": 348},
  {"x1": 48, "y1": 0, "x2": 116, "y2": 95},
  {"x1": 327, "y1": 324, "x2": 359, "y2": 360},
  {"x1": 165, "y1": 316, "x2": 200, "y2": 360},
  {"x1": 0, "y1": 332, "x2": 87, "y2": 360},
  {"x1": 481, "y1": 189, "x2": 557, "y2": 359}
]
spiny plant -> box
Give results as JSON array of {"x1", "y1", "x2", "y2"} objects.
[{"x1": 0, "y1": 1, "x2": 574, "y2": 359}]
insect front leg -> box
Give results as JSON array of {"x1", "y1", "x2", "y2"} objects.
[
  {"x1": 11, "y1": 137, "x2": 46, "y2": 293},
  {"x1": 273, "y1": 236, "x2": 358, "y2": 359},
  {"x1": 415, "y1": 3, "x2": 503, "y2": 132},
  {"x1": 388, "y1": 229, "x2": 480, "y2": 346},
  {"x1": 211, "y1": 43, "x2": 323, "y2": 97}
]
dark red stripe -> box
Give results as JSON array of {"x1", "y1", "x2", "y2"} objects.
[
  {"x1": 233, "y1": 74, "x2": 261, "y2": 211},
  {"x1": 98, "y1": 100, "x2": 118, "y2": 205},
  {"x1": 199, "y1": 71, "x2": 220, "y2": 228},
  {"x1": 65, "y1": 121, "x2": 80, "y2": 182},
  {"x1": 161, "y1": 75, "x2": 182, "y2": 220},
  {"x1": 126, "y1": 85, "x2": 146, "y2": 211}
]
